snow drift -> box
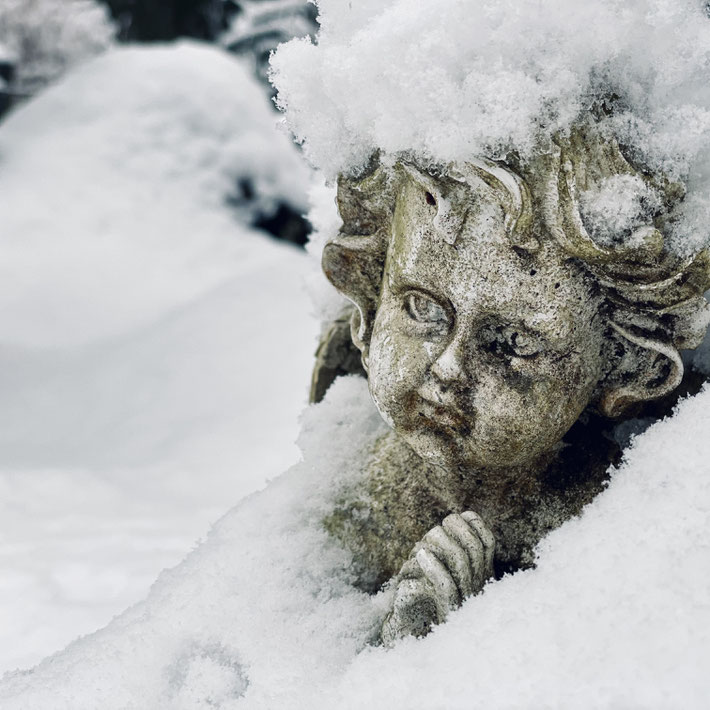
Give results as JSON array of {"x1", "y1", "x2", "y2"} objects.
[
  {"x1": 2, "y1": 375, "x2": 710, "y2": 708},
  {"x1": 0, "y1": 40, "x2": 311, "y2": 348},
  {"x1": 0, "y1": 42, "x2": 318, "y2": 671}
]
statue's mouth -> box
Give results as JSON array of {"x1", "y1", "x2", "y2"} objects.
[{"x1": 416, "y1": 396, "x2": 471, "y2": 437}]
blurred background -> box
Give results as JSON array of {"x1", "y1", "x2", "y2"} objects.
[{"x1": 0, "y1": 0, "x2": 324, "y2": 673}]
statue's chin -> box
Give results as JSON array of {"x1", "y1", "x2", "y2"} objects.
[
  {"x1": 402, "y1": 427, "x2": 546, "y2": 475},
  {"x1": 400, "y1": 429, "x2": 476, "y2": 471}
]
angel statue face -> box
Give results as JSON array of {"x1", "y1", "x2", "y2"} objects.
[
  {"x1": 367, "y1": 169, "x2": 605, "y2": 471},
  {"x1": 322, "y1": 131, "x2": 710, "y2": 477}
]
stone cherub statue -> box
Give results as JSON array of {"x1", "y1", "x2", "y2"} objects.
[{"x1": 311, "y1": 117, "x2": 710, "y2": 644}]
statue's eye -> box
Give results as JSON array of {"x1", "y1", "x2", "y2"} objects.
[
  {"x1": 482, "y1": 325, "x2": 544, "y2": 359},
  {"x1": 404, "y1": 292, "x2": 448, "y2": 325},
  {"x1": 504, "y1": 329, "x2": 543, "y2": 358}
]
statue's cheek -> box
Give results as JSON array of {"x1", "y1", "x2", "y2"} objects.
[
  {"x1": 473, "y1": 373, "x2": 582, "y2": 437},
  {"x1": 513, "y1": 374, "x2": 597, "y2": 442},
  {"x1": 513, "y1": 343, "x2": 603, "y2": 395}
]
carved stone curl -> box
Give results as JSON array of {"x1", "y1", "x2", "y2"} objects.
[{"x1": 316, "y1": 118, "x2": 710, "y2": 644}]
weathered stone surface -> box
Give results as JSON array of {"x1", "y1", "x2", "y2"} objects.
[
  {"x1": 310, "y1": 307, "x2": 366, "y2": 404},
  {"x1": 318, "y1": 118, "x2": 710, "y2": 643}
]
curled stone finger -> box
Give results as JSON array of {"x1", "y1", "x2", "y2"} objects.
[
  {"x1": 442, "y1": 513, "x2": 486, "y2": 593},
  {"x1": 415, "y1": 547, "x2": 460, "y2": 618},
  {"x1": 461, "y1": 510, "x2": 496, "y2": 576},
  {"x1": 382, "y1": 578, "x2": 439, "y2": 645},
  {"x1": 393, "y1": 577, "x2": 437, "y2": 615},
  {"x1": 399, "y1": 555, "x2": 423, "y2": 580},
  {"x1": 422, "y1": 524, "x2": 473, "y2": 598}
]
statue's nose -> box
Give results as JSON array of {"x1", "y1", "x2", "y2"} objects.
[{"x1": 430, "y1": 335, "x2": 469, "y2": 387}]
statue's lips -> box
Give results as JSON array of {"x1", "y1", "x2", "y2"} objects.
[{"x1": 415, "y1": 396, "x2": 471, "y2": 436}]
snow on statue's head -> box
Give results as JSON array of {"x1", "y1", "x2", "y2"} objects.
[{"x1": 323, "y1": 117, "x2": 710, "y2": 473}]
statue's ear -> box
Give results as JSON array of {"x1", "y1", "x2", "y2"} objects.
[
  {"x1": 599, "y1": 322, "x2": 683, "y2": 418},
  {"x1": 322, "y1": 232, "x2": 386, "y2": 359},
  {"x1": 322, "y1": 163, "x2": 398, "y2": 367}
]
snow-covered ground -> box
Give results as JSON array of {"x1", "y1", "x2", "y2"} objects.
[{"x1": 0, "y1": 42, "x2": 318, "y2": 673}]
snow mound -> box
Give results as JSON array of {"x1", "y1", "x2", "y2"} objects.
[
  {"x1": 0, "y1": 42, "x2": 319, "y2": 671},
  {"x1": 3, "y1": 376, "x2": 709, "y2": 708},
  {"x1": 272, "y1": 0, "x2": 710, "y2": 254},
  {"x1": 0, "y1": 40, "x2": 311, "y2": 347}
]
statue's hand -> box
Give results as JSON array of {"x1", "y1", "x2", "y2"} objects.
[{"x1": 381, "y1": 511, "x2": 495, "y2": 646}]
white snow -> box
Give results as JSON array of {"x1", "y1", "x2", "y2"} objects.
[
  {"x1": 2, "y1": 375, "x2": 710, "y2": 708},
  {"x1": 0, "y1": 0, "x2": 115, "y2": 94},
  {"x1": 0, "y1": 40, "x2": 18, "y2": 65},
  {"x1": 0, "y1": 40, "x2": 311, "y2": 348},
  {"x1": 579, "y1": 174, "x2": 662, "y2": 247},
  {"x1": 271, "y1": 0, "x2": 710, "y2": 254},
  {"x1": 0, "y1": 42, "x2": 318, "y2": 672}
]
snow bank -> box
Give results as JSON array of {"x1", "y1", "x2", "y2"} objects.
[
  {"x1": 0, "y1": 41, "x2": 311, "y2": 347},
  {"x1": 0, "y1": 378, "x2": 389, "y2": 709},
  {"x1": 2, "y1": 376, "x2": 709, "y2": 708},
  {"x1": 272, "y1": 0, "x2": 710, "y2": 254},
  {"x1": 0, "y1": 42, "x2": 319, "y2": 671}
]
